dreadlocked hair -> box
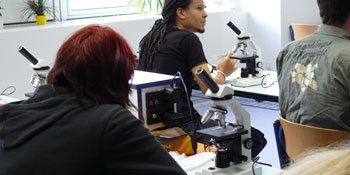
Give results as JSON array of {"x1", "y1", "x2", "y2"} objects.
[
  {"x1": 138, "y1": 19, "x2": 173, "y2": 71},
  {"x1": 137, "y1": 0, "x2": 192, "y2": 71}
]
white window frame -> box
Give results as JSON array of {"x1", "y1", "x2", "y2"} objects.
[
  {"x1": 1, "y1": 0, "x2": 234, "y2": 24},
  {"x1": 57, "y1": 0, "x2": 138, "y2": 20}
]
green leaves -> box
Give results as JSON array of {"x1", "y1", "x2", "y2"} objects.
[
  {"x1": 128, "y1": 0, "x2": 163, "y2": 14},
  {"x1": 22, "y1": 0, "x2": 53, "y2": 21}
]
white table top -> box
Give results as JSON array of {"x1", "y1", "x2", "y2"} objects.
[
  {"x1": 225, "y1": 70, "x2": 279, "y2": 101},
  {"x1": 0, "y1": 95, "x2": 20, "y2": 104},
  {"x1": 172, "y1": 152, "x2": 281, "y2": 175}
]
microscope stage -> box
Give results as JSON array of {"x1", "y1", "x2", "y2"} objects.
[{"x1": 197, "y1": 125, "x2": 248, "y2": 141}]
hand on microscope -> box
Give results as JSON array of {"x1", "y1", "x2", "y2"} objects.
[{"x1": 215, "y1": 51, "x2": 239, "y2": 83}]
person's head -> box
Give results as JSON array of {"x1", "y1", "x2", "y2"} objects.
[
  {"x1": 138, "y1": 0, "x2": 207, "y2": 71},
  {"x1": 317, "y1": 0, "x2": 350, "y2": 28},
  {"x1": 47, "y1": 24, "x2": 136, "y2": 107},
  {"x1": 163, "y1": 0, "x2": 207, "y2": 33},
  {"x1": 281, "y1": 146, "x2": 350, "y2": 175}
]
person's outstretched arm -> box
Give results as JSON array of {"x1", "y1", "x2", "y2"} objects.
[{"x1": 191, "y1": 51, "x2": 238, "y2": 93}]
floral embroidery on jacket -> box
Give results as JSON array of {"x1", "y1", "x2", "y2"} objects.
[{"x1": 291, "y1": 63, "x2": 318, "y2": 92}]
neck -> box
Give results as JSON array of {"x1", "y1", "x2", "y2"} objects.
[
  {"x1": 342, "y1": 19, "x2": 350, "y2": 32},
  {"x1": 175, "y1": 22, "x2": 197, "y2": 33},
  {"x1": 175, "y1": 24, "x2": 185, "y2": 30},
  {"x1": 331, "y1": 18, "x2": 350, "y2": 32},
  {"x1": 175, "y1": 19, "x2": 185, "y2": 30}
]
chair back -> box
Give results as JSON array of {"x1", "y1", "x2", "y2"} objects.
[
  {"x1": 279, "y1": 117, "x2": 350, "y2": 160},
  {"x1": 289, "y1": 23, "x2": 319, "y2": 41}
]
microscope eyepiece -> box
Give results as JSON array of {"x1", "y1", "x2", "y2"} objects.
[
  {"x1": 196, "y1": 67, "x2": 219, "y2": 93},
  {"x1": 18, "y1": 46, "x2": 39, "y2": 65},
  {"x1": 227, "y1": 21, "x2": 241, "y2": 35}
]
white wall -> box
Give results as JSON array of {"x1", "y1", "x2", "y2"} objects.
[
  {"x1": 200, "y1": 10, "x2": 248, "y2": 64},
  {"x1": 0, "y1": 11, "x2": 247, "y2": 100},
  {"x1": 236, "y1": 0, "x2": 282, "y2": 71},
  {"x1": 232, "y1": 0, "x2": 321, "y2": 70},
  {"x1": 280, "y1": 0, "x2": 321, "y2": 46}
]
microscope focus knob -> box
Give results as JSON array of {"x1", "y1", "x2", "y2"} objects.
[
  {"x1": 215, "y1": 148, "x2": 230, "y2": 168},
  {"x1": 243, "y1": 138, "x2": 253, "y2": 149}
]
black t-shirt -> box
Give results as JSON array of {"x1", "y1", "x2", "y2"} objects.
[{"x1": 147, "y1": 29, "x2": 207, "y2": 97}]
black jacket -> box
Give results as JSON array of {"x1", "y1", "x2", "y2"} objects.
[{"x1": 0, "y1": 85, "x2": 186, "y2": 175}]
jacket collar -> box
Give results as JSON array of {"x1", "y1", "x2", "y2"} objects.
[{"x1": 315, "y1": 24, "x2": 350, "y2": 40}]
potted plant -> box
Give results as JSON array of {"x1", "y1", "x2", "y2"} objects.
[
  {"x1": 22, "y1": 0, "x2": 53, "y2": 25},
  {"x1": 128, "y1": 0, "x2": 163, "y2": 14}
]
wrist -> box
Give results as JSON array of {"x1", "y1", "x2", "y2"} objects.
[{"x1": 216, "y1": 70, "x2": 226, "y2": 81}]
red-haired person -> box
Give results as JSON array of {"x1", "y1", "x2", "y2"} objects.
[{"x1": 0, "y1": 25, "x2": 186, "y2": 175}]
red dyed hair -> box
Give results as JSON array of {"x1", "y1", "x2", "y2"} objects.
[{"x1": 47, "y1": 24, "x2": 136, "y2": 107}]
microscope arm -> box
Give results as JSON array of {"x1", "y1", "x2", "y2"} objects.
[
  {"x1": 229, "y1": 96, "x2": 250, "y2": 131},
  {"x1": 228, "y1": 95, "x2": 252, "y2": 160}
]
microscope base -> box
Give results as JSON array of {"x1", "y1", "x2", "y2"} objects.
[
  {"x1": 230, "y1": 77, "x2": 263, "y2": 87},
  {"x1": 194, "y1": 160, "x2": 262, "y2": 175}
]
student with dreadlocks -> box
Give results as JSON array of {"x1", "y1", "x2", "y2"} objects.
[
  {"x1": 138, "y1": 0, "x2": 236, "y2": 92},
  {"x1": 138, "y1": 0, "x2": 236, "y2": 124},
  {"x1": 138, "y1": 0, "x2": 266, "y2": 158}
]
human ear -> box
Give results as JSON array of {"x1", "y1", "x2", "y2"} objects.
[{"x1": 176, "y1": 8, "x2": 186, "y2": 20}]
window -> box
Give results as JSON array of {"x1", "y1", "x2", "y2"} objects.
[
  {"x1": 1, "y1": 0, "x2": 234, "y2": 25},
  {"x1": 59, "y1": 0, "x2": 138, "y2": 20}
]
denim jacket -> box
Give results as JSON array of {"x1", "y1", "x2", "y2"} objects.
[{"x1": 276, "y1": 24, "x2": 350, "y2": 130}]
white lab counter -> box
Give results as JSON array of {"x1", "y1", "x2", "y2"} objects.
[
  {"x1": 172, "y1": 152, "x2": 281, "y2": 175},
  {"x1": 0, "y1": 95, "x2": 20, "y2": 105},
  {"x1": 225, "y1": 70, "x2": 279, "y2": 102}
]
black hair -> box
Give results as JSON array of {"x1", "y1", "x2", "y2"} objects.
[
  {"x1": 317, "y1": 0, "x2": 350, "y2": 25},
  {"x1": 137, "y1": 0, "x2": 192, "y2": 71}
]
